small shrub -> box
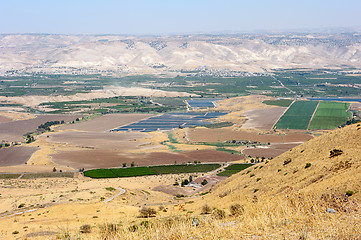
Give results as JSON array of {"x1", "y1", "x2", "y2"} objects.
[
  {"x1": 259, "y1": 166, "x2": 263, "y2": 169},
  {"x1": 283, "y1": 159, "x2": 292, "y2": 165},
  {"x1": 305, "y1": 163, "x2": 311, "y2": 169},
  {"x1": 99, "y1": 223, "x2": 119, "y2": 236},
  {"x1": 80, "y1": 224, "x2": 91, "y2": 233},
  {"x1": 18, "y1": 203, "x2": 25, "y2": 208},
  {"x1": 201, "y1": 204, "x2": 212, "y2": 214},
  {"x1": 278, "y1": 169, "x2": 281, "y2": 172},
  {"x1": 346, "y1": 190, "x2": 354, "y2": 196},
  {"x1": 139, "y1": 207, "x2": 157, "y2": 218},
  {"x1": 329, "y1": 149, "x2": 343, "y2": 158},
  {"x1": 128, "y1": 225, "x2": 138, "y2": 232},
  {"x1": 293, "y1": 170, "x2": 298, "y2": 174},
  {"x1": 254, "y1": 189, "x2": 259, "y2": 193},
  {"x1": 212, "y1": 209, "x2": 226, "y2": 219},
  {"x1": 201, "y1": 179, "x2": 208, "y2": 186},
  {"x1": 256, "y1": 178, "x2": 261, "y2": 182},
  {"x1": 246, "y1": 170, "x2": 251, "y2": 174},
  {"x1": 230, "y1": 204, "x2": 244, "y2": 216},
  {"x1": 105, "y1": 187, "x2": 115, "y2": 191},
  {"x1": 250, "y1": 173, "x2": 255, "y2": 177},
  {"x1": 12, "y1": 231, "x2": 19, "y2": 234}
]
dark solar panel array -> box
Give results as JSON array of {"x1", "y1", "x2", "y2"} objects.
[
  {"x1": 114, "y1": 112, "x2": 227, "y2": 132},
  {"x1": 186, "y1": 99, "x2": 222, "y2": 109}
]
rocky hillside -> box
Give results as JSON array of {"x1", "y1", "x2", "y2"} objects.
[{"x1": 1, "y1": 33, "x2": 361, "y2": 75}]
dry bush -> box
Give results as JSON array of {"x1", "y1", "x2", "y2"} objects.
[
  {"x1": 212, "y1": 209, "x2": 226, "y2": 219},
  {"x1": 79, "y1": 224, "x2": 91, "y2": 233},
  {"x1": 99, "y1": 223, "x2": 120, "y2": 238},
  {"x1": 201, "y1": 204, "x2": 212, "y2": 214},
  {"x1": 229, "y1": 203, "x2": 244, "y2": 216},
  {"x1": 139, "y1": 207, "x2": 157, "y2": 218}
]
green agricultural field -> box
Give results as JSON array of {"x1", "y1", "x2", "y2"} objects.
[
  {"x1": 274, "y1": 101, "x2": 318, "y2": 129},
  {"x1": 217, "y1": 163, "x2": 253, "y2": 177},
  {"x1": 262, "y1": 99, "x2": 293, "y2": 107},
  {"x1": 308, "y1": 102, "x2": 351, "y2": 130},
  {"x1": 84, "y1": 164, "x2": 221, "y2": 178}
]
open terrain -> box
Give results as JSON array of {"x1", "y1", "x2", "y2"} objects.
[
  {"x1": 52, "y1": 150, "x2": 241, "y2": 170},
  {"x1": 0, "y1": 33, "x2": 360, "y2": 239},
  {"x1": 0, "y1": 123, "x2": 359, "y2": 239},
  {"x1": 2, "y1": 34, "x2": 361, "y2": 75},
  {"x1": 0, "y1": 114, "x2": 81, "y2": 142},
  {"x1": 0, "y1": 146, "x2": 39, "y2": 167}
]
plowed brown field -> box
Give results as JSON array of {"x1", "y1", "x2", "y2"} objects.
[
  {"x1": 52, "y1": 149, "x2": 242, "y2": 169},
  {"x1": 0, "y1": 146, "x2": 39, "y2": 167}
]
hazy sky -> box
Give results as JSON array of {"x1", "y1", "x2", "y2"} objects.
[{"x1": 1, "y1": 0, "x2": 360, "y2": 34}]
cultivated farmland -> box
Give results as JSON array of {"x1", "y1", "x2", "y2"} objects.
[
  {"x1": 84, "y1": 163, "x2": 221, "y2": 178},
  {"x1": 217, "y1": 163, "x2": 253, "y2": 177},
  {"x1": 308, "y1": 102, "x2": 352, "y2": 130},
  {"x1": 274, "y1": 101, "x2": 318, "y2": 130}
]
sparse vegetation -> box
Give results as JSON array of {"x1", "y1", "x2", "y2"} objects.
[
  {"x1": 305, "y1": 163, "x2": 312, "y2": 168},
  {"x1": 230, "y1": 203, "x2": 244, "y2": 216},
  {"x1": 346, "y1": 190, "x2": 354, "y2": 196},
  {"x1": 80, "y1": 224, "x2": 92, "y2": 233},
  {"x1": 139, "y1": 207, "x2": 157, "y2": 218},
  {"x1": 201, "y1": 204, "x2": 212, "y2": 214},
  {"x1": 212, "y1": 209, "x2": 226, "y2": 219}
]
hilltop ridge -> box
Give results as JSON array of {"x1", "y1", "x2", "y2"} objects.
[{"x1": 1, "y1": 33, "x2": 361, "y2": 75}]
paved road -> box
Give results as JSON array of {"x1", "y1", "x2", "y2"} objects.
[{"x1": 103, "y1": 188, "x2": 126, "y2": 203}]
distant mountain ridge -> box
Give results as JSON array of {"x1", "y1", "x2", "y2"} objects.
[{"x1": 1, "y1": 33, "x2": 361, "y2": 75}]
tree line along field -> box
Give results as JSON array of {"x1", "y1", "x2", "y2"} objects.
[
  {"x1": 274, "y1": 101, "x2": 318, "y2": 130},
  {"x1": 308, "y1": 102, "x2": 352, "y2": 130},
  {"x1": 274, "y1": 100, "x2": 353, "y2": 130},
  {"x1": 84, "y1": 163, "x2": 221, "y2": 178}
]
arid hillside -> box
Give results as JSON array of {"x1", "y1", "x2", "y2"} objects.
[
  {"x1": 1, "y1": 33, "x2": 361, "y2": 75},
  {"x1": 187, "y1": 122, "x2": 361, "y2": 239},
  {"x1": 0, "y1": 123, "x2": 359, "y2": 239}
]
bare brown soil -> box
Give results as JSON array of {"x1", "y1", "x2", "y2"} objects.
[
  {"x1": 47, "y1": 131, "x2": 149, "y2": 150},
  {"x1": 187, "y1": 128, "x2": 312, "y2": 144},
  {"x1": 0, "y1": 146, "x2": 39, "y2": 167},
  {"x1": 0, "y1": 115, "x2": 81, "y2": 142},
  {"x1": 241, "y1": 107, "x2": 287, "y2": 129},
  {"x1": 52, "y1": 150, "x2": 242, "y2": 169},
  {"x1": 243, "y1": 143, "x2": 299, "y2": 158},
  {"x1": 0, "y1": 115, "x2": 11, "y2": 123},
  {"x1": 57, "y1": 113, "x2": 152, "y2": 132}
]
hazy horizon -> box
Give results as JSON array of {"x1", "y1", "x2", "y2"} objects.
[{"x1": 1, "y1": 0, "x2": 361, "y2": 35}]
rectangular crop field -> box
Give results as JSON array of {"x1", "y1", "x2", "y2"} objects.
[
  {"x1": 84, "y1": 163, "x2": 221, "y2": 178},
  {"x1": 262, "y1": 99, "x2": 293, "y2": 107},
  {"x1": 217, "y1": 163, "x2": 253, "y2": 177},
  {"x1": 274, "y1": 101, "x2": 318, "y2": 129},
  {"x1": 308, "y1": 102, "x2": 351, "y2": 130}
]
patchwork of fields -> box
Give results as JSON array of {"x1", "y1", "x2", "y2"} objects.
[{"x1": 274, "y1": 100, "x2": 352, "y2": 130}]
